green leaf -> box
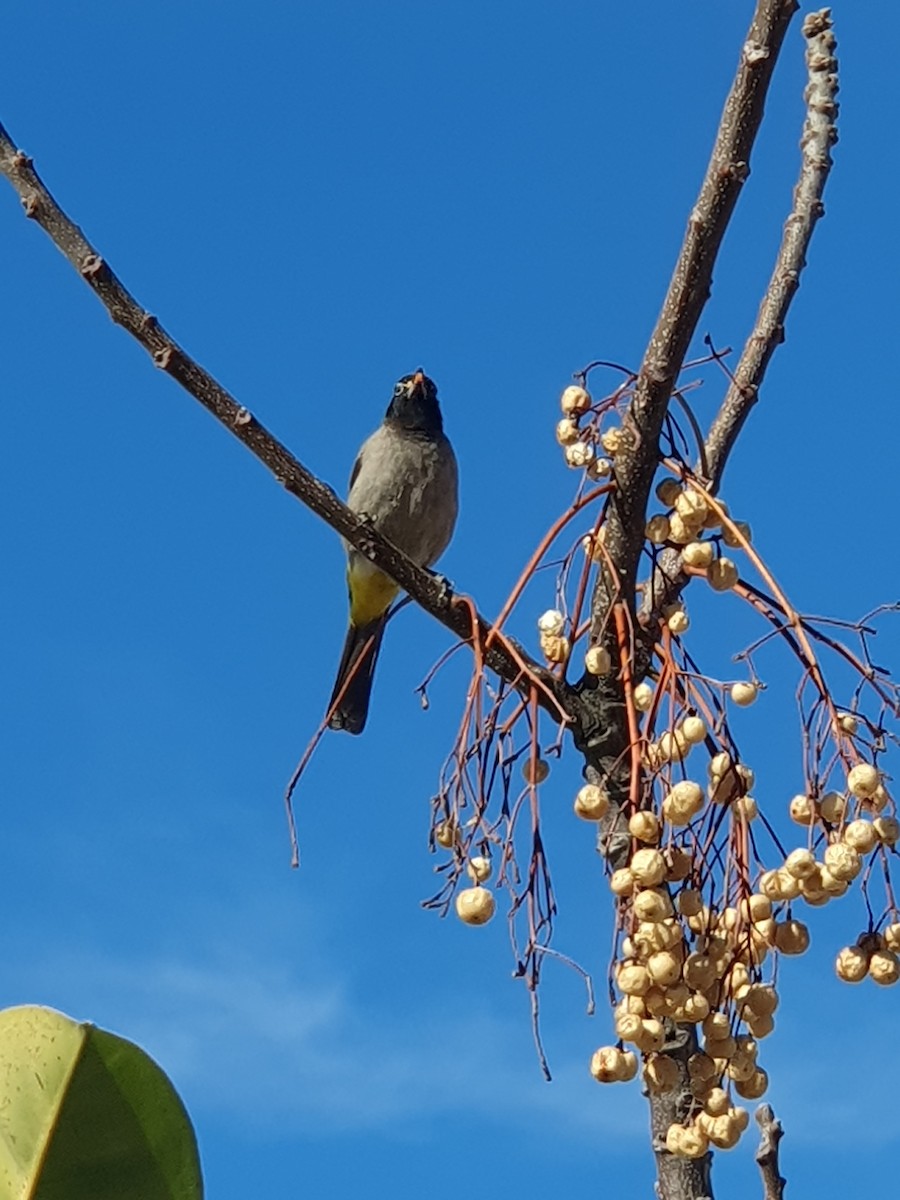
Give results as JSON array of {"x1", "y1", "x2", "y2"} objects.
[{"x1": 0, "y1": 1005, "x2": 203, "y2": 1200}]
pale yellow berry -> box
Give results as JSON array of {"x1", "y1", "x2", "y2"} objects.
[
  {"x1": 863, "y1": 784, "x2": 889, "y2": 813},
  {"x1": 722, "y1": 520, "x2": 752, "y2": 549},
  {"x1": 609, "y1": 868, "x2": 635, "y2": 896},
  {"x1": 584, "y1": 645, "x2": 612, "y2": 676},
  {"x1": 630, "y1": 848, "x2": 667, "y2": 887},
  {"x1": 617, "y1": 962, "x2": 651, "y2": 996},
  {"x1": 638, "y1": 1018, "x2": 665, "y2": 1053},
  {"x1": 704, "y1": 1087, "x2": 729, "y2": 1117},
  {"x1": 835, "y1": 944, "x2": 869, "y2": 983},
  {"x1": 455, "y1": 886, "x2": 496, "y2": 926},
  {"x1": 664, "y1": 847, "x2": 692, "y2": 882},
  {"x1": 823, "y1": 842, "x2": 862, "y2": 883},
  {"x1": 574, "y1": 784, "x2": 610, "y2": 822},
  {"x1": 848, "y1": 763, "x2": 880, "y2": 799},
  {"x1": 702, "y1": 1012, "x2": 731, "y2": 1042},
  {"x1": 735, "y1": 1069, "x2": 768, "y2": 1100},
  {"x1": 632, "y1": 682, "x2": 654, "y2": 711},
  {"x1": 744, "y1": 1011, "x2": 775, "y2": 1039},
  {"x1": 647, "y1": 951, "x2": 682, "y2": 987},
  {"x1": 707, "y1": 1113, "x2": 742, "y2": 1150},
  {"x1": 674, "y1": 489, "x2": 708, "y2": 523},
  {"x1": 730, "y1": 681, "x2": 758, "y2": 707},
  {"x1": 629, "y1": 810, "x2": 661, "y2": 844},
  {"x1": 739, "y1": 894, "x2": 772, "y2": 924},
  {"x1": 644, "y1": 1054, "x2": 680, "y2": 1095},
  {"x1": 678, "y1": 1124, "x2": 710, "y2": 1159},
  {"x1": 633, "y1": 888, "x2": 673, "y2": 923},
  {"x1": 775, "y1": 869, "x2": 802, "y2": 900},
  {"x1": 784, "y1": 848, "x2": 817, "y2": 880},
  {"x1": 435, "y1": 820, "x2": 460, "y2": 848},
  {"x1": 680, "y1": 716, "x2": 706, "y2": 745},
  {"x1": 589, "y1": 1045, "x2": 635, "y2": 1082},
  {"x1": 565, "y1": 441, "x2": 595, "y2": 469},
  {"x1": 819, "y1": 791, "x2": 847, "y2": 824},
  {"x1": 708, "y1": 761, "x2": 752, "y2": 806},
  {"x1": 668, "y1": 512, "x2": 702, "y2": 545},
  {"x1": 677, "y1": 888, "x2": 703, "y2": 917},
  {"x1": 663, "y1": 780, "x2": 704, "y2": 826},
  {"x1": 560, "y1": 385, "x2": 591, "y2": 416},
  {"x1": 708, "y1": 751, "x2": 732, "y2": 779},
  {"x1": 707, "y1": 557, "x2": 739, "y2": 591},
  {"x1": 874, "y1": 816, "x2": 900, "y2": 845},
  {"x1": 667, "y1": 608, "x2": 690, "y2": 635},
  {"x1": 682, "y1": 993, "x2": 711, "y2": 1023},
  {"x1": 522, "y1": 757, "x2": 550, "y2": 785},
  {"x1": 734, "y1": 795, "x2": 758, "y2": 821},
  {"x1": 883, "y1": 924, "x2": 900, "y2": 952},
  {"x1": 683, "y1": 953, "x2": 717, "y2": 991},
  {"x1": 540, "y1": 633, "x2": 570, "y2": 664},
  {"x1": 726, "y1": 1051, "x2": 757, "y2": 1084},
  {"x1": 657, "y1": 729, "x2": 689, "y2": 764},
  {"x1": 615, "y1": 1011, "x2": 645, "y2": 1045},
  {"x1": 555, "y1": 417, "x2": 580, "y2": 446},
  {"x1": 655, "y1": 478, "x2": 681, "y2": 506},
  {"x1": 465, "y1": 855, "x2": 493, "y2": 883},
  {"x1": 688, "y1": 1052, "x2": 717, "y2": 1082},
  {"x1": 869, "y1": 950, "x2": 900, "y2": 986},
  {"x1": 587, "y1": 456, "x2": 613, "y2": 480},
  {"x1": 731, "y1": 1107, "x2": 750, "y2": 1134},
  {"x1": 836, "y1": 712, "x2": 859, "y2": 735},
  {"x1": 742, "y1": 984, "x2": 778, "y2": 1019},
  {"x1": 646, "y1": 514, "x2": 671, "y2": 544},
  {"x1": 774, "y1": 918, "x2": 810, "y2": 955},
  {"x1": 819, "y1": 867, "x2": 849, "y2": 898},
  {"x1": 681, "y1": 540, "x2": 715, "y2": 569},
  {"x1": 789, "y1": 794, "x2": 817, "y2": 825},
  {"x1": 537, "y1": 609, "x2": 565, "y2": 636},
  {"x1": 843, "y1": 819, "x2": 878, "y2": 855}
]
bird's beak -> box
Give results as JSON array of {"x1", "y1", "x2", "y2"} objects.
[{"x1": 411, "y1": 370, "x2": 426, "y2": 391}]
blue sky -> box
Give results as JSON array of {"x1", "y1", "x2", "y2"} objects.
[{"x1": 2, "y1": 3, "x2": 898, "y2": 1197}]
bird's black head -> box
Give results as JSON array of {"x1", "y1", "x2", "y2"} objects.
[{"x1": 385, "y1": 369, "x2": 443, "y2": 435}]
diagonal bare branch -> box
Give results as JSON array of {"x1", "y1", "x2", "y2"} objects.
[{"x1": 0, "y1": 120, "x2": 573, "y2": 721}]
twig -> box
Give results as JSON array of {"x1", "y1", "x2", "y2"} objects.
[
  {"x1": 705, "y1": 8, "x2": 839, "y2": 489},
  {"x1": 0, "y1": 118, "x2": 573, "y2": 723},
  {"x1": 755, "y1": 1104, "x2": 786, "y2": 1200}
]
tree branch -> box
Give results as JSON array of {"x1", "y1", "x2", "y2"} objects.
[
  {"x1": 754, "y1": 1104, "x2": 786, "y2": 1200},
  {"x1": 0, "y1": 119, "x2": 573, "y2": 722},
  {"x1": 638, "y1": 6, "x2": 837, "y2": 633},
  {"x1": 595, "y1": 0, "x2": 800, "y2": 627},
  {"x1": 705, "y1": 8, "x2": 838, "y2": 489}
]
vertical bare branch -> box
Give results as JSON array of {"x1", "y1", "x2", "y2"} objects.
[
  {"x1": 754, "y1": 1104, "x2": 786, "y2": 1200},
  {"x1": 705, "y1": 9, "x2": 839, "y2": 489}
]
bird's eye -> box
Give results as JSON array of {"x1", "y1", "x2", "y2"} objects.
[{"x1": 393, "y1": 382, "x2": 406, "y2": 397}]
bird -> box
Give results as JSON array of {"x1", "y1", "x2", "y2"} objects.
[{"x1": 327, "y1": 370, "x2": 458, "y2": 734}]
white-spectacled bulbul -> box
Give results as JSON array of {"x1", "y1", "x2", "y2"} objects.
[{"x1": 328, "y1": 370, "x2": 458, "y2": 734}]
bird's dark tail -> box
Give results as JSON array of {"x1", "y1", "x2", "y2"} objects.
[{"x1": 327, "y1": 617, "x2": 387, "y2": 734}]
